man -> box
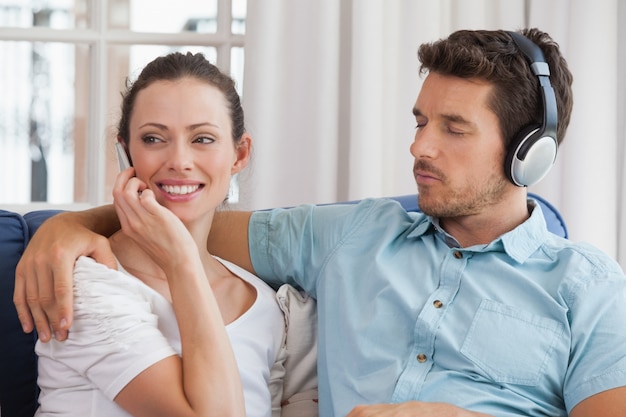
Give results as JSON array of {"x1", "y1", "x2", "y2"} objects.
[{"x1": 15, "y1": 28, "x2": 626, "y2": 416}]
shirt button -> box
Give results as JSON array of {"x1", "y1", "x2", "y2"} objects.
[
  {"x1": 453, "y1": 251, "x2": 463, "y2": 259},
  {"x1": 433, "y1": 300, "x2": 443, "y2": 308},
  {"x1": 416, "y1": 353, "x2": 427, "y2": 363}
]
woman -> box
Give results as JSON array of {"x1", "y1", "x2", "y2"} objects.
[{"x1": 34, "y1": 52, "x2": 285, "y2": 417}]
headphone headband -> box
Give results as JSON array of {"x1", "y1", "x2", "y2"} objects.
[{"x1": 504, "y1": 31, "x2": 558, "y2": 187}]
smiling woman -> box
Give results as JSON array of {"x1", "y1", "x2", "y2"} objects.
[{"x1": 34, "y1": 52, "x2": 285, "y2": 417}]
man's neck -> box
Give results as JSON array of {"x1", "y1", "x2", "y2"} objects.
[{"x1": 439, "y1": 192, "x2": 530, "y2": 248}]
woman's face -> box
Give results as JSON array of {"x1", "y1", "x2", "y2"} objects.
[{"x1": 127, "y1": 77, "x2": 249, "y2": 224}]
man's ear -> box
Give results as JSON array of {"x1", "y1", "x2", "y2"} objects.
[{"x1": 232, "y1": 134, "x2": 252, "y2": 174}]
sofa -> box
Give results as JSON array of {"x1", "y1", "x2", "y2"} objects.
[{"x1": 0, "y1": 194, "x2": 567, "y2": 416}]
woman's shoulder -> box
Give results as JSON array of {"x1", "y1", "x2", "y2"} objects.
[
  {"x1": 215, "y1": 256, "x2": 284, "y2": 330},
  {"x1": 215, "y1": 256, "x2": 277, "y2": 297},
  {"x1": 73, "y1": 256, "x2": 155, "y2": 310}
]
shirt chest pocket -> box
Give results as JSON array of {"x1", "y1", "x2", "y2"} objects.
[{"x1": 460, "y1": 299, "x2": 565, "y2": 386}]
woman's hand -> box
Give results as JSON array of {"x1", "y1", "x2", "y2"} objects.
[{"x1": 112, "y1": 168, "x2": 196, "y2": 273}]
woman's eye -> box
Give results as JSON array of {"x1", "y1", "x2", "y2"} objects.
[
  {"x1": 142, "y1": 135, "x2": 162, "y2": 144},
  {"x1": 194, "y1": 136, "x2": 215, "y2": 144}
]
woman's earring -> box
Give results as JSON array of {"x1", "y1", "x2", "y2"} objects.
[{"x1": 227, "y1": 174, "x2": 239, "y2": 203}]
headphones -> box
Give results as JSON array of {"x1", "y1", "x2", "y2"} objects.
[{"x1": 504, "y1": 31, "x2": 558, "y2": 187}]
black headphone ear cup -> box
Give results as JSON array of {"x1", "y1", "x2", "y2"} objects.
[{"x1": 505, "y1": 125, "x2": 557, "y2": 187}]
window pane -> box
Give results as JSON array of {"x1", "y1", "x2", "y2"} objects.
[
  {"x1": 1, "y1": 0, "x2": 245, "y2": 207},
  {"x1": 0, "y1": 0, "x2": 88, "y2": 29},
  {"x1": 232, "y1": 0, "x2": 246, "y2": 34},
  {"x1": 231, "y1": 46, "x2": 245, "y2": 96},
  {"x1": 0, "y1": 41, "x2": 89, "y2": 204},
  {"x1": 118, "y1": 0, "x2": 219, "y2": 33}
]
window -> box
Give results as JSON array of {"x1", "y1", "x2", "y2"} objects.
[{"x1": 0, "y1": 0, "x2": 246, "y2": 210}]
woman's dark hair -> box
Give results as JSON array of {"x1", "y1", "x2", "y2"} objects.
[
  {"x1": 417, "y1": 28, "x2": 573, "y2": 147},
  {"x1": 117, "y1": 52, "x2": 245, "y2": 147}
]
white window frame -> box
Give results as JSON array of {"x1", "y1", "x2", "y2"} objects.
[{"x1": 0, "y1": 0, "x2": 244, "y2": 213}]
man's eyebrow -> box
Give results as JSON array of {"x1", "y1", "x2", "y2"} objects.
[
  {"x1": 442, "y1": 113, "x2": 472, "y2": 125},
  {"x1": 412, "y1": 108, "x2": 473, "y2": 126}
]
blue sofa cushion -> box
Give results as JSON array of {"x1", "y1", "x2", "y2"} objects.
[{"x1": 0, "y1": 210, "x2": 39, "y2": 417}]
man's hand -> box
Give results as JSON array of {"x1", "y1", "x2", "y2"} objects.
[
  {"x1": 347, "y1": 401, "x2": 493, "y2": 417},
  {"x1": 14, "y1": 209, "x2": 118, "y2": 342}
]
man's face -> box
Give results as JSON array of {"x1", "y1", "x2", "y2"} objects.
[{"x1": 410, "y1": 72, "x2": 509, "y2": 218}]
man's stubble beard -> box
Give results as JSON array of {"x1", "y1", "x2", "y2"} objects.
[{"x1": 418, "y1": 175, "x2": 509, "y2": 218}]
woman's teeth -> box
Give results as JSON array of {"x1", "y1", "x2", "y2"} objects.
[{"x1": 161, "y1": 184, "x2": 200, "y2": 195}]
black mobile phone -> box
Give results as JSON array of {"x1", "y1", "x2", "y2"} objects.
[{"x1": 115, "y1": 142, "x2": 132, "y2": 171}]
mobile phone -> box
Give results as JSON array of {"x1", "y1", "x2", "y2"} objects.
[{"x1": 115, "y1": 142, "x2": 132, "y2": 171}]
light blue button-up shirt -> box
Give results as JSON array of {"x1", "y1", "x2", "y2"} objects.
[{"x1": 249, "y1": 198, "x2": 626, "y2": 417}]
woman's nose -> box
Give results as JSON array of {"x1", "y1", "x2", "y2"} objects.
[{"x1": 167, "y1": 142, "x2": 193, "y2": 170}]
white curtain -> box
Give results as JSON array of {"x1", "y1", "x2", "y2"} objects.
[
  {"x1": 240, "y1": 0, "x2": 626, "y2": 271},
  {"x1": 619, "y1": 1, "x2": 626, "y2": 270}
]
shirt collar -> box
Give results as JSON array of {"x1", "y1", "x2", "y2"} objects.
[
  {"x1": 406, "y1": 199, "x2": 549, "y2": 263},
  {"x1": 498, "y1": 200, "x2": 549, "y2": 263}
]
